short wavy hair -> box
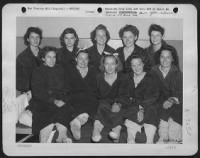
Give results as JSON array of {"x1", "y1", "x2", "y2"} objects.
[
  {"x1": 59, "y1": 28, "x2": 79, "y2": 47},
  {"x1": 40, "y1": 46, "x2": 57, "y2": 59},
  {"x1": 75, "y1": 49, "x2": 89, "y2": 58},
  {"x1": 90, "y1": 24, "x2": 111, "y2": 44},
  {"x1": 99, "y1": 54, "x2": 123, "y2": 72},
  {"x1": 23, "y1": 27, "x2": 42, "y2": 46},
  {"x1": 148, "y1": 24, "x2": 165, "y2": 36},
  {"x1": 119, "y1": 24, "x2": 139, "y2": 42}
]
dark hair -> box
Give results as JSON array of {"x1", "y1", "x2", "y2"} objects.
[
  {"x1": 75, "y1": 49, "x2": 89, "y2": 58},
  {"x1": 130, "y1": 54, "x2": 145, "y2": 63},
  {"x1": 23, "y1": 27, "x2": 42, "y2": 46},
  {"x1": 90, "y1": 24, "x2": 111, "y2": 44},
  {"x1": 99, "y1": 54, "x2": 123, "y2": 72},
  {"x1": 159, "y1": 45, "x2": 180, "y2": 70},
  {"x1": 148, "y1": 24, "x2": 165, "y2": 36},
  {"x1": 119, "y1": 25, "x2": 139, "y2": 42},
  {"x1": 40, "y1": 46, "x2": 57, "y2": 59},
  {"x1": 59, "y1": 28, "x2": 79, "y2": 47}
]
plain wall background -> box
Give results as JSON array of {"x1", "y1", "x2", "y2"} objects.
[{"x1": 16, "y1": 17, "x2": 183, "y2": 70}]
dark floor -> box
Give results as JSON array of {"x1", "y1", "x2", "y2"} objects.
[{"x1": 16, "y1": 119, "x2": 159, "y2": 143}]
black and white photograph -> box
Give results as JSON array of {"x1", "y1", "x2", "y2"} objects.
[{"x1": 2, "y1": 3, "x2": 198, "y2": 156}]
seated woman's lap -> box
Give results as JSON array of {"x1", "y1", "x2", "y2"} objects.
[
  {"x1": 158, "y1": 104, "x2": 182, "y2": 125},
  {"x1": 32, "y1": 104, "x2": 74, "y2": 134},
  {"x1": 95, "y1": 102, "x2": 125, "y2": 129},
  {"x1": 124, "y1": 106, "x2": 158, "y2": 127}
]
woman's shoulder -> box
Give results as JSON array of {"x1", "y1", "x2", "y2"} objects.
[
  {"x1": 116, "y1": 47, "x2": 123, "y2": 53},
  {"x1": 85, "y1": 45, "x2": 95, "y2": 52},
  {"x1": 105, "y1": 44, "x2": 116, "y2": 52},
  {"x1": 135, "y1": 44, "x2": 145, "y2": 51},
  {"x1": 17, "y1": 47, "x2": 33, "y2": 62},
  {"x1": 170, "y1": 65, "x2": 182, "y2": 77},
  {"x1": 56, "y1": 47, "x2": 65, "y2": 55},
  {"x1": 145, "y1": 71, "x2": 157, "y2": 80}
]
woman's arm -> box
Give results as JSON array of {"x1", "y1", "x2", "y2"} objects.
[{"x1": 31, "y1": 68, "x2": 55, "y2": 104}]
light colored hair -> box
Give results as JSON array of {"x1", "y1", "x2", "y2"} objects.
[{"x1": 99, "y1": 55, "x2": 123, "y2": 72}]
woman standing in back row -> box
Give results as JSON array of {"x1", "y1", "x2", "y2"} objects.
[
  {"x1": 16, "y1": 27, "x2": 43, "y2": 125},
  {"x1": 56, "y1": 28, "x2": 80, "y2": 70},
  {"x1": 16, "y1": 27, "x2": 43, "y2": 95},
  {"x1": 145, "y1": 24, "x2": 180, "y2": 70},
  {"x1": 116, "y1": 25, "x2": 150, "y2": 73},
  {"x1": 86, "y1": 24, "x2": 116, "y2": 71}
]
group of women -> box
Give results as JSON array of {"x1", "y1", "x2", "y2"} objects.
[{"x1": 16, "y1": 23, "x2": 182, "y2": 144}]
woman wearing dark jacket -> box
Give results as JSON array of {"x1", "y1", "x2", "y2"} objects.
[
  {"x1": 116, "y1": 25, "x2": 149, "y2": 73},
  {"x1": 91, "y1": 53, "x2": 129, "y2": 142},
  {"x1": 150, "y1": 45, "x2": 182, "y2": 144},
  {"x1": 66, "y1": 50, "x2": 99, "y2": 141},
  {"x1": 123, "y1": 54, "x2": 160, "y2": 144},
  {"x1": 31, "y1": 46, "x2": 74, "y2": 143},
  {"x1": 16, "y1": 27, "x2": 43, "y2": 98},
  {"x1": 56, "y1": 28, "x2": 80, "y2": 70},
  {"x1": 86, "y1": 24, "x2": 115, "y2": 71},
  {"x1": 145, "y1": 24, "x2": 180, "y2": 70}
]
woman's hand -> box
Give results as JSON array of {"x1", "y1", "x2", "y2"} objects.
[
  {"x1": 54, "y1": 100, "x2": 65, "y2": 108},
  {"x1": 111, "y1": 103, "x2": 121, "y2": 113},
  {"x1": 137, "y1": 109, "x2": 144, "y2": 123},
  {"x1": 163, "y1": 100, "x2": 173, "y2": 109}
]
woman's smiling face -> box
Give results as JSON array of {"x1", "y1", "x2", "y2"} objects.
[
  {"x1": 131, "y1": 58, "x2": 144, "y2": 75},
  {"x1": 43, "y1": 51, "x2": 56, "y2": 67}
]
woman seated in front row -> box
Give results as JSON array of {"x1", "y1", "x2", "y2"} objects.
[
  {"x1": 31, "y1": 46, "x2": 74, "y2": 143},
  {"x1": 91, "y1": 52, "x2": 129, "y2": 142},
  {"x1": 123, "y1": 54, "x2": 160, "y2": 144},
  {"x1": 150, "y1": 45, "x2": 182, "y2": 144},
  {"x1": 66, "y1": 50, "x2": 99, "y2": 141}
]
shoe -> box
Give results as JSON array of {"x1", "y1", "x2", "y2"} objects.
[
  {"x1": 91, "y1": 135, "x2": 102, "y2": 143},
  {"x1": 91, "y1": 120, "x2": 103, "y2": 143},
  {"x1": 70, "y1": 118, "x2": 81, "y2": 140}
]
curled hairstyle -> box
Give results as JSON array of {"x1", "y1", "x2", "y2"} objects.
[
  {"x1": 158, "y1": 45, "x2": 180, "y2": 70},
  {"x1": 148, "y1": 24, "x2": 165, "y2": 36},
  {"x1": 99, "y1": 54, "x2": 123, "y2": 72},
  {"x1": 59, "y1": 28, "x2": 79, "y2": 48},
  {"x1": 119, "y1": 25, "x2": 139, "y2": 42},
  {"x1": 40, "y1": 46, "x2": 57, "y2": 60},
  {"x1": 23, "y1": 27, "x2": 42, "y2": 46},
  {"x1": 90, "y1": 24, "x2": 111, "y2": 44},
  {"x1": 75, "y1": 49, "x2": 89, "y2": 58}
]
